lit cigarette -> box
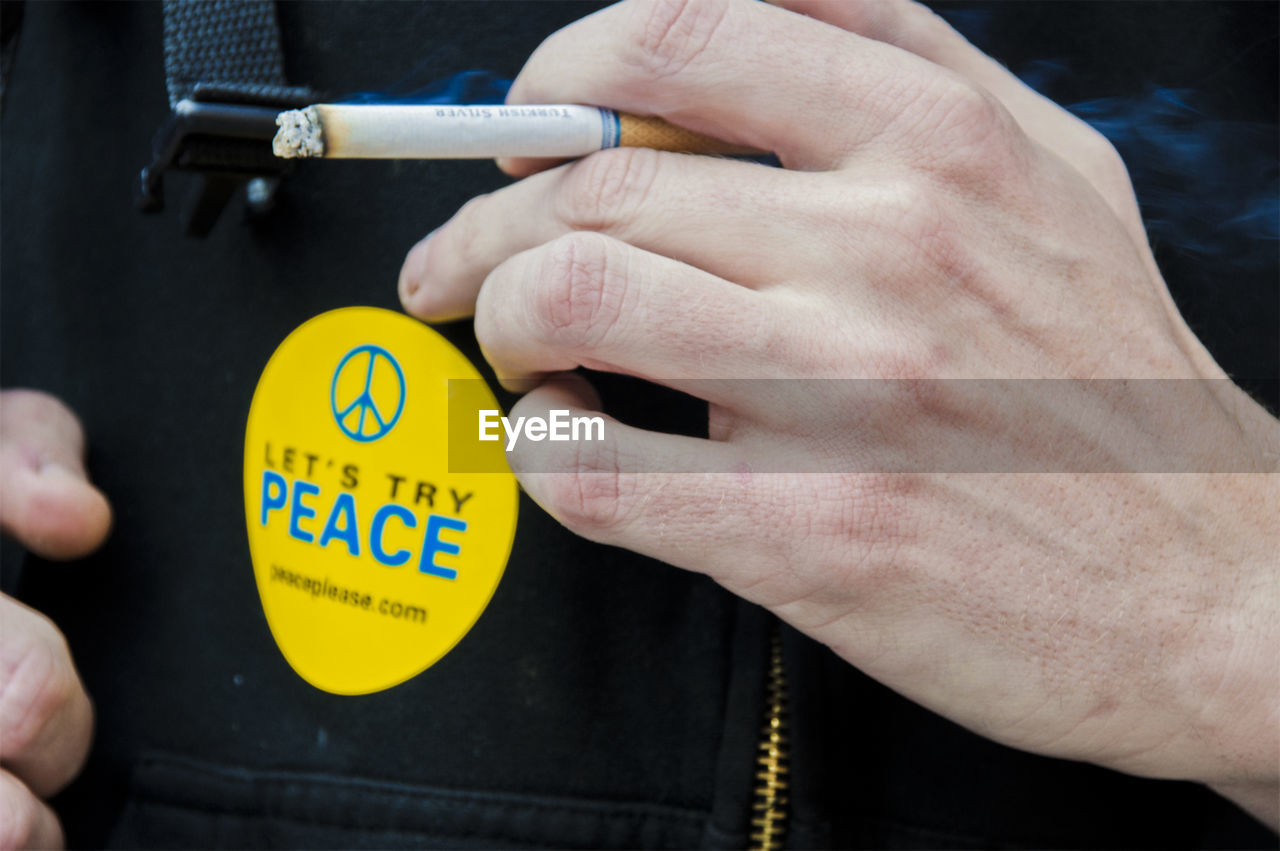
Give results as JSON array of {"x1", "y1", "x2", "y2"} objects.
[{"x1": 272, "y1": 104, "x2": 760, "y2": 160}]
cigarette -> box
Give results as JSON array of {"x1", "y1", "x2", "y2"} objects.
[{"x1": 272, "y1": 104, "x2": 761, "y2": 160}]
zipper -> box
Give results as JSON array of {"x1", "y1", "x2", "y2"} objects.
[{"x1": 749, "y1": 627, "x2": 789, "y2": 851}]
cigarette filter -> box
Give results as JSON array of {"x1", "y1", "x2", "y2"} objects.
[{"x1": 273, "y1": 104, "x2": 759, "y2": 160}]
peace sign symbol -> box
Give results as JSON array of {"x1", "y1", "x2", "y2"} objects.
[{"x1": 331, "y1": 344, "x2": 406, "y2": 442}]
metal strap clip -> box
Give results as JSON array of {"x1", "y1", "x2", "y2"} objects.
[{"x1": 136, "y1": 83, "x2": 314, "y2": 237}]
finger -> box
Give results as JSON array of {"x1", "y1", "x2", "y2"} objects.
[
  {"x1": 401, "y1": 149, "x2": 818, "y2": 321},
  {"x1": 499, "y1": 0, "x2": 952, "y2": 173},
  {"x1": 771, "y1": 0, "x2": 1199, "y2": 367},
  {"x1": 0, "y1": 595, "x2": 94, "y2": 800},
  {"x1": 777, "y1": 0, "x2": 1063, "y2": 130},
  {"x1": 773, "y1": 0, "x2": 1144, "y2": 232},
  {"x1": 508, "y1": 380, "x2": 847, "y2": 612},
  {"x1": 473, "y1": 231, "x2": 815, "y2": 402},
  {"x1": 0, "y1": 391, "x2": 112, "y2": 560},
  {"x1": 505, "y1": 376, "x2": 740, "y2": 554},
  {"x1": 0, "y1": 769, "x2": 64, "y2": 850}
]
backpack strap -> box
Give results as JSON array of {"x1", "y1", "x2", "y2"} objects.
[
  {"x1": 0, "y1": 1, "x2": 24, "y2": 115},
  {"x1": 139, "y1": 0, "x2": 320, "y2": 237},
  {"x1": 162, "y1": 0, "x2": 302, "y2": 109}
]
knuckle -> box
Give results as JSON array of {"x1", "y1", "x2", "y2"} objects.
[
  {"x1": 627, "y1": 0, "x2": 732, "y2": 80},
  {"x1": 557, "y1": 147, "x2": 661, "y2": 232},
  {"x1": 873, "y1": 178, "x2": 935, "y2": 232},
  {"x1": 0, "y1": 615, "x2": 78, "y2": 761},
  {"x1": 912, "y1": 80, "x2": 1026, "y2": 183},
  {"x1": 860, "y1": 179, "x2": 981, "y2": 301},
  {"x1": 542, "y1": 441, "x2": 631, "y2": 533},
  {"x1": 866, "y1": 179, "x2": 945, "y2": 251},
  {"x1": 935, "y1": 81, "x2": 1004, "y2": 143},
  {"x1": 529, "y1": 233, "x2": 628, "y2": 349}
]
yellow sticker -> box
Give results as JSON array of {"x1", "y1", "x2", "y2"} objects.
[{"x1": 243, "y1": 307, "x2": 517, "y2": 695}]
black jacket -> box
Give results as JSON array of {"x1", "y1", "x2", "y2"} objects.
[{"x1": 2, "y1": 2, "x2": 1275, "y2": 847}]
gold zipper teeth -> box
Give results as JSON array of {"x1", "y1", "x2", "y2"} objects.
[{"x1": 749, "y1": 630, "x2": 789, "y2": 851}]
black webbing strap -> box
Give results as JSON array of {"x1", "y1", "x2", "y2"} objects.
[
  {"x1": 162, "y1": 0, "x2": 308, "y2": 110},
  {"x1": 141, "y1": 0, "x2": 318, "y2": 236},
  {"x1": 0, "y1": 1, "x2": 24, "y2": 115}
]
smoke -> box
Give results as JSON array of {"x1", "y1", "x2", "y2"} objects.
[
  {"x1": 346, "y1": 23, "x2": 1278, "y2": 271},
  {"x1": 941, "y1": 6, "x2": 1276, "y2": 401},
  {"x1": 936, "y1": 10, "x2": 1278, "y2": 272},
  {"x1": 338, "y1": 69, "x2": 511, "y2": 106},
  {"x1": 1018, "y1": 61, "x2": 1278, "y2": 269}
]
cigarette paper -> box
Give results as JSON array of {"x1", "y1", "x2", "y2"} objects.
[{"x1": 272, "y1": 104, "x2": 760, "y2": 160}]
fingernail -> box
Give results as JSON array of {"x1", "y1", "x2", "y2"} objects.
[{"x1": 399, "y1": 230, "x2": 436, "y2": 303}]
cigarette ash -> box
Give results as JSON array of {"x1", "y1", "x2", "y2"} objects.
[
  {"x1": 272, "y1": 70, "x2": 511, "y2": 158},
  {"x1": 278, "y1": 54, "x2": 1278, "y2": 264},
  {"x1": 274, "y1": 106, "x2": 324, "y2": 159}
]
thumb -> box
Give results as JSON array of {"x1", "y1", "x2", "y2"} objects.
[{"x1": 0, "y1": 390, "x2": 112, "y2": 560}]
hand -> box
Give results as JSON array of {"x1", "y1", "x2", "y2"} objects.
[
  {"x1": 399, "y1": 0, "x2": 1280, "y2": 827},
  {"x1": 1, "y1": 389, "x2": 112, "y2": 848}
]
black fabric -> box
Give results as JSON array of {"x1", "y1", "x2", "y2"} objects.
[
  {"x1": 4, "y1": 3, "x2": 756, "y2": 846},
  {"x1": 783, "y1": 627, "x2": 1276, "y2": 850},
  {"x1": 1, "y1": 2, "x2": 1275, "y2": 849},
  {"x1": 109, "y1": 753, "x2": 714, "y2": 849}
]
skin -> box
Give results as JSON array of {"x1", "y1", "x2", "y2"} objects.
[
  {"x1": 0, "y1": 389, "x2": 110, "y2": 849},
  {"x1": 1, "y1": 0, "x2": 1275, "y2": 843},
  {"x1": 399, "y1": 0, "x2": 1279, "y2": 829}
]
